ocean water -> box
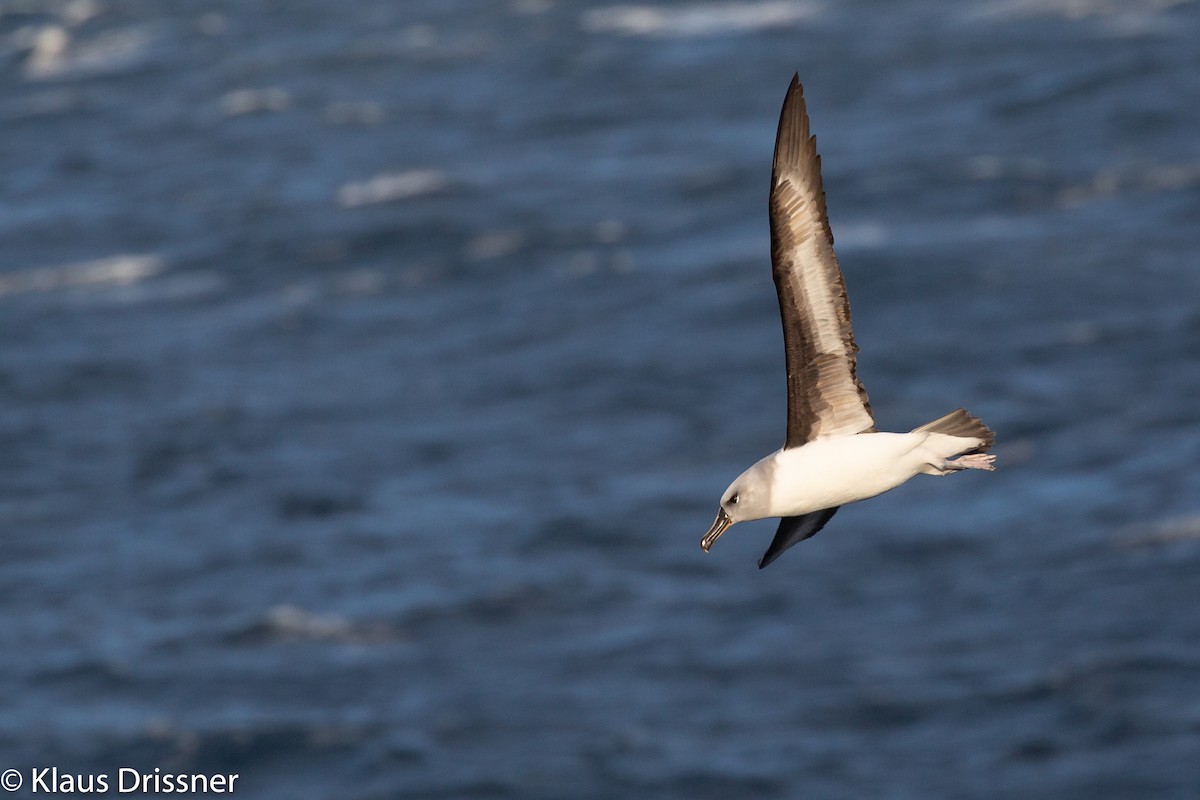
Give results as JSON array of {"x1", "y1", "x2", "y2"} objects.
[{"x1": 2, "y1": 1, "x2": 1199, "y2": 797}]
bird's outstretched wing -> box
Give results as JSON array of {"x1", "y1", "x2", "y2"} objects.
[
  {"x1": 758, "y1": 507, "x2": 839, "y2": 569},
  {"x1": 770, "y1": 75, "x2": 874, "y2": 449}
]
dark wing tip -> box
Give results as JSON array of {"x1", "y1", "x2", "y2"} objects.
[
  {"x1": 772, "y1": 74, "x2": 810, "y2": 176},
  {"x1": 757, "y1": 508, "x2": 840, "y2": 568},
  {"x1": 770, "y1": 73, "x2": 833, "y2": 245}
]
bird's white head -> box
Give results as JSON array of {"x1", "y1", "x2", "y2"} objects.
[{"x1": 700, "y1": 462, "x2": 773, "y2": 552}]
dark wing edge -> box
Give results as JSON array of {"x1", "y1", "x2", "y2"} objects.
[
  {"x1": 758, "y1": 507, "x2": 839, "y2": 569},
  {"x1": 769, "y1": 74, "x2": 875, "y2": 449}
]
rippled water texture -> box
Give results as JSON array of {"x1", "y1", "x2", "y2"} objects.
[{"x1": 3, "y1": 1, "x2": 1200, "y2": 797}]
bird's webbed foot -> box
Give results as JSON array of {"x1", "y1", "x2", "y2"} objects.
[{"x1": 946, "y1": 453, "x2": 996, "y2": 472}]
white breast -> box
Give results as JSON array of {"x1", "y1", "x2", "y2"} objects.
[{"x1": 767, "y1": 433, "x2": 928, "y2": 515}]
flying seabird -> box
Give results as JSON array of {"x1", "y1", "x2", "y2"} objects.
[{"x1": 701, "y1": 75, "x2": 996, "y2": 568}]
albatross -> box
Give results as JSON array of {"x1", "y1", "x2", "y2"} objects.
[{"x1": 701, "y1": 75, "x2": 996, "y2": 568}]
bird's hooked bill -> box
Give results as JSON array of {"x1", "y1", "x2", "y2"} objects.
[{"x1": 701, "y1": 508, "x2": 733, "y2": 552}]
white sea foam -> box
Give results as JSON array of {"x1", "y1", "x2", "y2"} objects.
[
  {"x1": 0, "y1": 254, "x2": 164, "y2": 297},
  {"x1": 582, "y1": 1, "x2": 820, "y2": 37},
  {"x1": 261, "y1": 604, "x2": 396, "y2": 644},
  {"x1": 220, "y1": 87, "x2": 292, "y2": 117},
  {"x1": 967, "y1": 0, "x2": 1192, "y2": 23},
  {"x1": 23, "y1": 24, "x2": 159, "y2": 79},
  {"x1": 23, "y1": 26, "x2": 71, "y2": 76},
  {"x1": 62, "y1": 0, "x2": 102, "y2": 26},
  {"x1": 336, "y1": 169, "x2": 448, "y2": 208},
  {"x1": 465, "y1": 229, "x2": 526, "y2": 261},
  {"x1": 1058, "y1": 162, "x2": 1200, "y2": 207},
  {"x1": 1120, "y1": 514, "x2": 1200, "y2": 547}
]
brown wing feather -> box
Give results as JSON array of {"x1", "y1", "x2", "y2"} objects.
[{"x1": 769, "y1": 74, "x2": 874, "y2": 448}]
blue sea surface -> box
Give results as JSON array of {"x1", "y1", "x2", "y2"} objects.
[{"x1": 2, "y1": 1, "x2": 1200, "y2": 797}]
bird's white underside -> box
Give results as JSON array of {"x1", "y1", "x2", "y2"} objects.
[{"x1": 762, "y1": 431, "x2": 985, "y2": 517}]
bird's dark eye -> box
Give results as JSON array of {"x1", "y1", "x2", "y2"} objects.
[{"x1": 728, "y1": 494, "x2": 739, "y2": 505}]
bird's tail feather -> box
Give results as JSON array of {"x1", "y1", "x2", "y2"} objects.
[{"x1": 912, "y1": 408, "x2": 995, "y2": 453}]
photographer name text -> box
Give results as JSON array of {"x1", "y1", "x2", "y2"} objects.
[{"x1": 2, "y1": 767, "x2": 238, "y2": 794}]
